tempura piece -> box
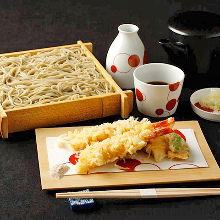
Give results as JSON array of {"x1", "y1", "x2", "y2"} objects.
[
  {"x1": 75, "y1": 118, "x2": 174, "y2": 173},
  {"x1": 144, "y1": 132, "x2": 189, "y2": 162},
  {"x1": 167, "y1": 149, "x2": 189, "y2": 160},
  {"x1": 166, "y1": 133, "x2": 189, "y2": 160},
  {"x1": 145, "y1": 136, "x2": 168, "y2": 162},
  {"x1": 57, "y1": 117, "x2": 150, "y2": 151}
]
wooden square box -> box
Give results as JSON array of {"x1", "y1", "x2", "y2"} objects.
[{"x1": 0, "y1": 41, "x2": 133, "y2": 138}]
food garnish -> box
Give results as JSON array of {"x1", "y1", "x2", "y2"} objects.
[{"x1": 195, "y1": 89, "x2": 220, "y2": 113}]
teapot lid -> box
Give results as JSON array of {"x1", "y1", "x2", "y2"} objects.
[{"x1": 168, "y1": 11, "x2": 220, "y2": 38}]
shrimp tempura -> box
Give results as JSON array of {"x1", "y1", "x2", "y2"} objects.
[
  {"x1": 75, "y1": 117, "x2": 174, "y2": 173},
  {"x1": 57, "y1": 117, "x2": 148, "y2": 151}
]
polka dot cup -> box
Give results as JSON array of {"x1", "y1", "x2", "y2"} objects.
[{"x1": 133, "y1": 63, "x2": 185, "y2": 117}]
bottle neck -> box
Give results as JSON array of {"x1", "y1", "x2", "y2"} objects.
[
  {"x1": 118, "y1": 24, "x2": 139, "y2": 35},
  {"x1": 118, "y1": 32, "x2": 138, "y2": 40}
]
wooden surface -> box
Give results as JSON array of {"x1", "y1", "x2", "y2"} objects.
[
  {"x1": 6, "y1": 95, "x2": 103, "y2": 133},
  {"x1": 56, "y1": 188, "x2": 220, "y2": 199},
  {"x1": 0, "y1": 41, "x2": 133, "y2": 138},
  {"x1": 0, "y1": 42, "x2": 93, "y2": 57},
  {"x1": 35, "y1": 120, "x2": 220, "y2": 190},
  {"x1": 4, "y1": 91, "x2": 133, "y2": 134},
  {"x1": 77, "y1": 40, "x2": 132, "y2": 118},
  {"x1": 0, "y1": 105, "x2": 8, "y2": 138}
]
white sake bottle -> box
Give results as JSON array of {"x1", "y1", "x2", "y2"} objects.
[{"x1": 106, "y1": 24, "x2": 147, "y2": 89}]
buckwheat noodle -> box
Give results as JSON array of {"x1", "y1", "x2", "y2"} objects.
[{"x1": 0, "y1": 46, "x2": 114, "y2": 110}]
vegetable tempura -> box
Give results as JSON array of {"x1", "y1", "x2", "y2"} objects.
[{"x1": 144, "y1": 132, "x2": 189, "y2": 162}]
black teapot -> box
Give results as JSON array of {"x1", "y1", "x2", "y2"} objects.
[{"x1": 159, "y1": 11, "x2": 220, "y2": 88}]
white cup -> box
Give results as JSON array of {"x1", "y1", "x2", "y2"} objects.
[{"x1": 133, "y1": 63, "x2": 185, "y2": 117}]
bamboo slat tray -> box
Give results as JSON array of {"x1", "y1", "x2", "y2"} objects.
[
  {"x1": 35, "y1": 120, "x2": 220, "y2": 190},
  {"x1": 0, "y1": 41, "x2": 133, "y2": 138}
]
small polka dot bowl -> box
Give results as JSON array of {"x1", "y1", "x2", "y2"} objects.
[
  {"x1": 190, "y1": 88, "x2": 220, "y2": 122},
  {"x1": 133, "y1": 63, "x2": 185, "y2": 117}
]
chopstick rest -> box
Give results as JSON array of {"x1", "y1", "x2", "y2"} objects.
[
  {"x1": 66, "y1": 189, "x2": 95, "y2": 210},
  {"x1": 57, "y1": 188, "x2": 220, "y2": 199}
]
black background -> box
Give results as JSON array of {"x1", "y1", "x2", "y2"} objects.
[
  {"x1": 1, "y1": 1, "x2": 220, "y2": 220},
  {"x1": 2, "y1": 0, "x2": 220, "y2": 65}
]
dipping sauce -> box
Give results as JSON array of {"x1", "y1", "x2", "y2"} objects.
[
  {"x1": 195, "y1": 102, "x2": 214, "y2": 112},
  {"x1": 146, "y1": 81, "x2": 169, "y2": 85}
]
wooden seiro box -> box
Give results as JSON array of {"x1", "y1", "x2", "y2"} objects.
[{"x1": 0, "y1": 40, "x2": 133, "y2": 138}]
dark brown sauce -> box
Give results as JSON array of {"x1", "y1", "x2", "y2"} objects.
[{"x1": 146, "y1": 81, "x2": 169, "y2": 85}]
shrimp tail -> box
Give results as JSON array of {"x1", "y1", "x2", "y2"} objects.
[{"x1": 152, "y1": 117, "x2": 175, "y2": 129}]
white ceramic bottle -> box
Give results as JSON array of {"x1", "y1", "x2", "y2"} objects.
[{"x1": 106, "y1": 24, "x2": 147, "y2": 89}]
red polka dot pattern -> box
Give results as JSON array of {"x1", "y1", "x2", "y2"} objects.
[
  {"x1": 155, "y1": 108, "x2": 164, "y2": 115},
  {"x1": 128, "y1": 54, "x2": 140, "y2": 67},
  {"x1": 69, "y1": 153, "x2": 80, "y2": 165},
  {"x1": 166, "y1": 99, "x2": 177, "y2": 111},
  {"x1": 143, "y1": 50, "x2": 148, "y2": 64},
  {"x1": 136, "y1": 88, "x2": 144, "y2": 101},
  {"x1": 111, "y1": 65, "x2": 117, "y2": 73},
  {"x1": 169, "y1": 82, "x2": 180, "y2": 91},
  {"x1": 116, "y1": 159, "x2": 142, "y2": 171},
  {"x1": 136, "y1": 80, "x2": 181, "y2": 116}
]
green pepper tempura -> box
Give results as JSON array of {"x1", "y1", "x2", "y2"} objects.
[{"x1": 169, "y1": 133, "x2": 182, "y2": 153}]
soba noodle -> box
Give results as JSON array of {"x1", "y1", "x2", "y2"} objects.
[{"x1": 0, "y1": 46, "x2": 114, "y2": 110}]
